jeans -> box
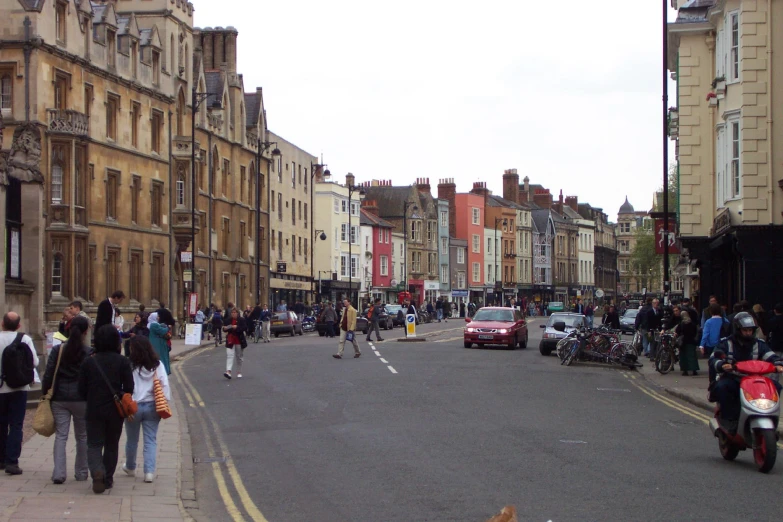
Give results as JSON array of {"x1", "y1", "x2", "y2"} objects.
[
  {"x1": 337, "y1": 329, "x2": 360, "y2": 356},
  {"x1": 124, "y1": 401, "x2": 161, "y2": 474},
  {"x1": 0, "y1": 391, "x2": 27, "y2": 466},
  {"x1": 641, "y1": 329, "x2": 651, "y2": 355},
  {"x1": 437, "y1": 309, "x2": 443, "y2": 321},
  {"x1": 86, "y1": 416, "x2": 124, "y2": 484},
  {"x1": 52, "y1": 401, "x2": 88, "y2": 481},
  {"x1": 586, "y1": 316, "x2": 594, "y2": 327},
  {"x1": 367, "y1": 320, "x2": 382, "y2": 341},
  {"x1": 226, "y1": 345, "x2": 244, "y2": 374}
]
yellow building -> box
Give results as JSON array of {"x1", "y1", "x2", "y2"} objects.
[{"x1": 668, "y1": 0, "x2": 783, "y2": 309}]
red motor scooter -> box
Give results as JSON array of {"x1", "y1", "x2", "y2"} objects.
[{"x1": 709, "y1": 360, "x2": 780, "y2": 473}]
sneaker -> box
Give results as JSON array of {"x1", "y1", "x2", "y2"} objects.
[
  {"x1": 366, "y1": 338, "x2": 372, "y2": 342},
  {"x1": 92, "y1": 470, "x2": 106, "y2": 494},
  {"x1": 354, "y1": 353, "x2": 361, "y2": 358},
  {"x1": 376, "y1": 338, "x2": 385, "y2": 342},
  {"x1": 144, "y1": 473, "x2": 154, "y2": 483},
  {"x1": 237, "y1": 374, "x2": 242, "y2": 379},
  {"x1": 52, "y1": 478, "x2": 65, "y2": 484},
  {"x1": 332, "y1": 354, "x2": 342, "y2": 359},
  {"x1": 121, "y1": 464, "x2": 136, "y2": 477},
  {"x1": 224, "y1": 371, "x2": 232, "y2": 379},
  {"x1": 4, "y1": 464, "x2": 22, "y2": 476}
]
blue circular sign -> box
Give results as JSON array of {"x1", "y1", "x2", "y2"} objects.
[{"x1": 406, "y1": 316, "x2": 415, "y2": 323}]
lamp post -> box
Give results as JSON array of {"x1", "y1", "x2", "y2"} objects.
[
  {"x1": 402, "y1": 201, "x2": 418, "y2": 296},
  {"x1": 310, "y1": 162, "x2": 330, "y2": 304},
  {"x1": 494, "y1": 217, "x2": 507, "y2": 304},
  {"x1": 347, "y1": 181, "x2": 365, "y2": 308},
  {"x1": 662, "y1": 0, "x2": 670, "y2": 302},
  {"x1": 255, "y1": 139, "x2": 281, "y2": 305},
  {"x1": 190, "y1": 87, "x2": 213, "y2": 317}
]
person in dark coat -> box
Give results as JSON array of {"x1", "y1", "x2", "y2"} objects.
[
  {"x1": 675, "y1": 306, "x2": 699, "y2": 376},
  {"x1": 121, "y1": 313, "x2": 149, "y2": 357},
  {"x1": 602, "y1": 305, "x2": 621, "y2": 330},
  {"x1": 95, "y1": 291, "x2": 125, "y2": 332},
  {"x1": 223, "y1": 308, "x2": 248, "y2": 380},
  {"x1": 768, "y1": 303, "x2": 783, "y2": 355},
  {"x1": 78, "y1": 325, "x2": 134, "y2": 494},
  {"x1": 42, "y1": 316, "x2": 92, "y2": 484},
  {"x1": 154, "y1": 302, "x2": 176, "y2": 329}
]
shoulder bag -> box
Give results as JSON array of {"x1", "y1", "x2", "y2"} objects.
[
  {"x1": 94, "y1": 358, "x2": 138, "y2": 419},
  {"x1": 32, "y1": 345, "x2": 64, "y2": 437},
  {"x1": 154, "y1": 365, "x2": 172, "y2": 419}
]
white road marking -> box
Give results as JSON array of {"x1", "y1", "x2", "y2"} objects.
[
  {"x1": 387, "y1": 366, "x2": 398, "y2": 374},
  {"x1": 380, "y1": 358, "x2": 388, "y2": 363},
  {"x1": 559, "y1": 440, "x2": 587, "y2": 444},
  {"x1": 374, "y1": 352, "x2": 381, "y2": 357}
]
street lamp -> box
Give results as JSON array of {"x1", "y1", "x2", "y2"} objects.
[
  {"x1": 190, "y1": 87, "x2": 215, "y2": 318},
  {"x1": 310, "y1": 162, "x2": 330, "y2": 304},
  {"x1": 256, "y1": 139, "x2": 281, "y2": 304},
  {"x1": 494, "y1": 217, "x2": 508, "y2": 303},
  {"x1": 402, "y1": 201, "x2": 418, "y2": 296},
  {"x1": 347, "y1": 180, "x2": 365, "y2": 308},
  {"x1": 662, "y1": 0, "x2": 670, "y2": 301}
]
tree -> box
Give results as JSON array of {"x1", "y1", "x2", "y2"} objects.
[
  {"x1": 653, "y1": 163, "x2": 679, "y2": 214},
  {"x1": 629, "y1": 227, "x2": 660, "y2": 292}
]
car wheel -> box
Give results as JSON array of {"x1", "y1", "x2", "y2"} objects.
[
  {"x1": 539, "y1": 344, "x2": 552, "y2": 356},
  {"x1": 298, "y1": 327, "x2": 303, "y2": 335},
  {"x1": 319, "y1": 331, "x2": 325, "y2": 337},
  {"x1": 519, "y1": 333, "x2": 528, "y2": 349},
  {"x1": 290, "y1": 327, "x2": 296, "y2": 337},
  {"x1": 508, "y1": 337, "x2": 516, "y2": 350},
  {"x1": 464, "y1": 341, "x2": 472, "y2": 348},
  {"x1": 275, "y1": 333, "x2": 279, "y2": 338}
]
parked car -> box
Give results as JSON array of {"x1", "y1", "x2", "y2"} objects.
[
  {"x1": 538, "y1": 313, "x2": 587, "y2": 355},
  {"x1": 385, "y1": 304, "x2": 406, "y2": 327},
  {"x1": 361, "y1": 306, "x2": 394, "y2": 330},
  {"x1": 316, "y1": 312, "x2": 369, "y2": 336},
  {"x1": 619, "y1": 309, "x2": 639, "y2": 334},
  {"x1": 463, "y1": 307, "x2": 528, "y2": 349},
  {"x1": 270, "y1": 311, "x2": 303, "y2": 337}
]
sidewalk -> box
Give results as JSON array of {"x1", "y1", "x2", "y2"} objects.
[
  {"x1": 1, "y1": 338, "x2": 211, "y2": 521},
  {"x1": 635, "y1": 355, "x2": 783, "y2": 434}
]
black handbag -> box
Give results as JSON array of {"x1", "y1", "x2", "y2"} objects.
[{"x1": 240, "y1": 333, "x2": 248, "y2": 349}]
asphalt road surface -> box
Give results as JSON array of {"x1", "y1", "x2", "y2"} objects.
[{"x1": 175, "y1": 317, "x2": 783, "y2": 522}]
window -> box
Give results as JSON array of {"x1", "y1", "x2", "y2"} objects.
[
  {"x1": 411, "y1": 220, "x2": 421, "y2": 242},
  {"x1": 428, "y1": 253, "x2": 437, "y2": 275},
  {"x1": 472, "y1": 262, "x2": 480, "y2": 282},
  {"x1": 385, "y1": 229, "x2": 389, "y2": 243},
  {"x1": 304, "y1": 203, "x2": 308, "y2": 229},
  {"x1": 440, "y1": 264, "x2": 448, "y2": 284},
  {"x1": 222, "y1": 159, "x2": 230, "y2": 196},
  {"x1": 106, "y1": 248, "x2": 119, "y2": 298},
  {"x1": 152, "y1": 50, "x2": 160, "y2": 85},
  {"x1": 130, "y1": 102, "x2": 140, "y2": 148},
  {"x1": 131, "y1": 175, "x2": 141, "y2": 223},
  {"x1": 334, "y1": 197, "x2": 340, "y2": 213},
  {"x1": 176, "y1": 171, "x2": 185, "y2": 207},
  {"x1": 350, "y1": 201, "x2": 359, "y2": 216},
  {"x1": 150, "y1": 181, "x2": 163, "y2": 226},
  {"x1": 730, "y1": 12, "x2": 739, "y2": 82},
  {"x1": 304, "y1": 238, "x2": 308, "y2": 264},
  {"x1": 56, "y1": 1, "x2": 67, "y2": 43},
  {"x1": 730, "y1": 120, "x2": 740, "y2": 198},
  {"x1": 277, "y1": 192, "x2": 282, "y2": 220},
  {"x1": 240, "y1": 166, "x2": 246, "y2": 203},
  {"x1": 487, "y1": 237, "x2": 492, "y2": 253},
  {"x1": 54, "y1": 73, "x2": 68, "y2": 110},
  {"x1": 341, "y1": 223, "x2": 347, "y2": 242},
  {"x1": 151, "y1": 110, "x2": 163, "y2": 153},
  {"x1": 472, "y1": 234, "x2": 480, "y2": 253},
  {"x1": 107, "y1": 29, "x2": 116, "y2": 68},
  {"x1": 292, "y1": 234, "x2": 296, "y2": 261},
  {"x1": 51, "y1": 144, "x2": 66, "y2": 204},
  {"x1": 427, "y1": 222, "x2": 435, "y2": 244},
  {"x1": 411, "y1": 251, "x2": 421, "y2": 273},
  {"x1": 222, "y1": 218, "x2": 230, "y2": 255},
  {"x1": 457, "y1": 247, "x2": 465, "y2": 264},
  {"x1": 271, "y1": 191, "x2": 275, "y2": 212},
  {"x1": 340, "y1": 254, "x2": 347, "y2": 277},
  {"x1": 380, "y1": 255, "x2": 389, "y2": 276},
  {"x1": 51, "y1": 253, "x2": 63, "y2": 295},
  {"x1": 106, "y1": 170, "x2": 119, "y2": 219},
  {"x1": 379, "y1": 228, "x2": 383, "y2": 242},
  {"x1": 440, "y1": 211, "x2": 447, "y2": 227},
  {"x1": 472, "y1": 208, "x2": 480, "y2": 225},
  {"x1": 239, "y1": 222, "x2": 246, "y2": 258},
  {"x1": 350, "y1": 225, "x2": 358, "y2": 245},
  {"x1": 1, "y1": 74, "x2": 13, "y2": 112},
  {"x1": 291, "y1": 161, "x2": 296, "y2": 188},
  {"x1": 619, "y1": 222, "x2": 631, "y2": 234},
  {"x1": 151, "y1": 253, "x2": 164, "y2": 302},
  {"x1": 130, "y1": 40, "x2": 138, "y2": 79},
  {"x1": 278, "y1": 231, "x2": 282, "y2": 260},
  {"x1": 458, "y1": 272, "x2": 466, "y2": 288},
  {"x1": 292, "y1": 198, "x2": 296, "y2": 225},
  {"x1": 129, "y1": 252, "x2": 142, "y2": 302}
]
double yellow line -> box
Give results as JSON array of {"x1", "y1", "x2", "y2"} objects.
[
  {"x1": 622, "y1": 371, "x2": 783, "y2": 449},
  {"x1": 174, "y1": 349, "x2": 269, "y2": 522}
]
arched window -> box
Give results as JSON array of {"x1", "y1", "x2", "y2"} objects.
[
  {"x1": 170, "y1": 34, "x2": 175, "y2": 72},
  {"x1": 0, "y1": 75, "x2": 11, "y2": 110},
  {"x1": 52, "y1": 254, "x2": 63, "y2": 295},
  {"x1": 248, "y1": 161, "x2": 255, "y2": 207},
  {"x1": 176, "y1": 89, "x2": 185, "y2": 136}
]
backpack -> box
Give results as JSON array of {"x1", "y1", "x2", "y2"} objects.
[
  {"x1": 367, "y1": 306, "x2": 374, "y2": 319},
  {"x1": 638, "y1": 307, "x2": 650, "y2": 330},
  {"x1": 720, "y1": 317, "x2": 731, "y2": 338},
  {"x1": 0, "y1": 333, "x2": 34, "y2": 389}
]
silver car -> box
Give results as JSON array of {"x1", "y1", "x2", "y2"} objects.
[{"x1": 538, "y1": 313, "x2": 587, "y2": 356}]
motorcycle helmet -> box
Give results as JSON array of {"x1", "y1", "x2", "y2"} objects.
[{"x1": 732, "y1": 311, "x2": 757, "y2": 341}]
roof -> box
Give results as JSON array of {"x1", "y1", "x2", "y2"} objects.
[
  {"x1": 205, "y1": 71, "x2": 224, "y2": 108},
  {"x1": 619, "y1": 197, "x2": 635, "y2": 214},
  {"x1": 531, "y1": 209, "x2": 552, "y2": 234},
  {"x1": 674, "y1": 0, "x2": 715, "y2": 23},
  {"x1": 360, "y1": 209, "x2": 393, "y2": 228},
  {"x1": 561, "y1": 206, "x2": 582, "y2": 220},
  {"x1": 362, "y1": 186, "x2": 433, "y2": 219},
  {"x1": 244, "y1": 93, "x2": 260, "y2": 128},
  {"x1": 487, "y1": 194, "x2": 523, "y2": 209}
]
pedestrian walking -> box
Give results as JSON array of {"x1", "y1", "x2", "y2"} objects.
[
  {"x1": 675, "y1": 307, "x2": 700, "y2": 376},
  {"x1": 333, "y1": 299, "x2": 361, "y2": 359},
  {"x1": 42, "y1": 316, "x2": 91, "y2": 484},
  {"x1": 147, "y1": 313, "x2": 172, "y2": 376},
  {"x1": 602, "y1": 305, "x2": 620, "y2": 329},
  {"x1": 585, "y1": 302, "x2": 595, "y2": 327},
  {"x1": 78, "y1": 325, "x2": 134, "y2": 494},
  {"x1": 699, "y1": 303, "x2": 729, "y2": 358},
  {"x1": 436, "y1": 298, "x2": 444, "y2": 322},
  {"x1": 121, "y1": 336, "x2": 170, "y2": 483},
  {"x1": 260, "y1": 304, "x2": 272, "y2": 343},
  {"x1": 223, "y1": 308, "x2": 248, "y2": 379},
  {"x1": 210, "y1": 308, "x2": 224, "y2": 344},
  {"x1": 322, "y1": 303, "x2": 337, "y2": 338},
  {"x1": 366, "y1": 298, "x2": 385, "y2": 342},
  {"x1": 0, "y1": 312, "x2": 39, "y2": 476}
]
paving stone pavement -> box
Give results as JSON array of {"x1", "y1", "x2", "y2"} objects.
[{"x1": 0, "y1": 338, "x2": 208, "y2": 522}]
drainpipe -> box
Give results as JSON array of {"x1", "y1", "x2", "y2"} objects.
[
  {"x1": 208, "y1": 133, "x2": 213, "y2": 305},
  {"x1": 168, "y1": 110, "x2": 174, "y2": 314},
  {"x1": 767, "y1": 0, "x2": 775, "y2": 225}
]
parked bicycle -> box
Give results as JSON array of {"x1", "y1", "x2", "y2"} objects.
[{"x1": 654, "y1": 332, "x2": 679, "y2": 375}]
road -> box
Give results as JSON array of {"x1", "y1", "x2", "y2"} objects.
[{"x1": 175, "y1": 316, "x2": 783, "y2": 522}]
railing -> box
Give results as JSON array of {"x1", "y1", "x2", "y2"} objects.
[{"x1": 47, "y1": 109, "x2": 89, "y2": 136}]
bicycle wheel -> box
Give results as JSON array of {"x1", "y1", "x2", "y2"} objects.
[
  {"x1": 655, "y1": 348, "x2": 675, "y2": 374},
  {"x1": 562, "y1": 341, "x2": 580, "y2": 366}
]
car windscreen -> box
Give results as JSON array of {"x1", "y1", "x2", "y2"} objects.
[
  {"x1": 386, "y1": 305, "x2": 403, "y2": 313},
  {"x1": 547, "y1": 314, "x2": 583, "y2": 328},
  {"x1": 274, "y1": 313, "x2": 288, "y2": 321},
  {"x1": 472, "y1": 309, "x2": 514, "y2": 322},
  {"x1": 623, "y1": 310, "x2": 639, "y2": 318}
]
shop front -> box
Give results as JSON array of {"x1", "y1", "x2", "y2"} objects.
[
  {"x1": 270, "y1": 275, "x2": 311, "y2": 311},
  {"x1": 555, "y1": 286, "x2": 569, "y2": 304},
  {"x1": 502, "y1": 287, "x2": 516, "y2": 306},
  {"x1": 469, "y1": 287, "x2": 485, "y2": 307},
  {"x1": 408, "y1": 279, "x2": 425, "y2": 306},
  {"x1": 423, "y1": 280, "x2": 440, "y2": 305},
  {"x1": 315, "y1": 279, "x2": 361, "y2": 307}
]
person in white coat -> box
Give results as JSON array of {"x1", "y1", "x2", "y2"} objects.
[{"x1": 120, "y1": 336, "x2": 170, "y2": 483}]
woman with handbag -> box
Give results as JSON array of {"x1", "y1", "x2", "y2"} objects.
[
  {"x1": 223, "y1": 308, "x2": 248, "y2": 380},
  {"x1": 41, "y1": 316, "x2": 91, "y2": 484},
  {"x1": 78, "y1": 325, "x2": 134, "y2": 494},
  {"x1": 675, "y1": 306, "x2": 700, "y2": 376},
  {"x1": 147, "y1": 313, "x2": 172, "y2": 375},
  {"x1": 121, "y1": 336, "x2": 170, "y2": 483}
]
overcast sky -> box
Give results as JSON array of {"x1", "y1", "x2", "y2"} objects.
[{"x1": 195, "y1": 0, "x2": 677, "y2": 223}]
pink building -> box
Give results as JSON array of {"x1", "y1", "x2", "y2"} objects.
[{"x1": 360, "y1": 202, "x2": 394, "y2": 298}]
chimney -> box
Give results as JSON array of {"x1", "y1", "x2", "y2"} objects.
[
  {"x1": 532, "y1": 189, "x2": 552, "y2": 209},
  {"x1": 362, "y1": 199, "x2": 379, "y2": 216},
  {"x1": 437, "y1": 178, "x2": 457, "y2": 238},
  {"x1": 345, "y1": 172, "x2": 355, "y2": 188},
  {"x1": 565, "y1": 196, "x2": 578, "y2": 212},
  {"x1": 520, "y1": 176, "x2": 531, "y2": 203},
  {"x1": 470, "y1": 182, "x2": 491, "y2": 217},
  {"x1": 502, "y1": 168, "x2": 519, "y2": 204},
  {"x1": 416, "y1": 177, "x2": 431, "y2": 194},
  {"x1": 214, "y1": 27, "x2": 225, "y2": 67},
  {"x1": 552, "y1": 189, "x2": 564, "y2": 214},
  {"x1": 201, "y1": 29, "x2": 214, "y2": 69},
  {"x1": 225, "y1": 27, "x2": 238, "y2": 73}
]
